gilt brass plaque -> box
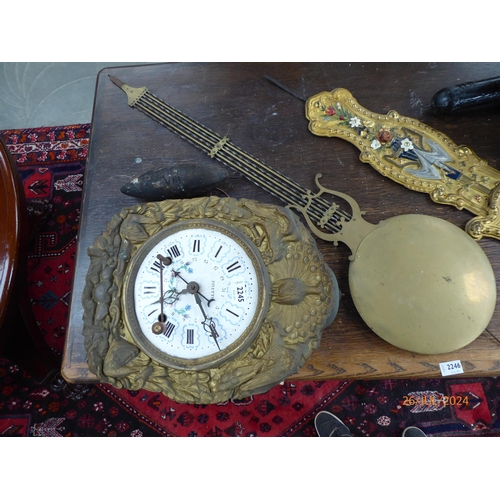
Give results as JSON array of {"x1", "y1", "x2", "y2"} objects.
[{"x1": 306, "y1": 88, "x2": 500, "y2": 241}]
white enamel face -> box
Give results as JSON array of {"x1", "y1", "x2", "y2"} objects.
[{"x1": 130, "y1": 221, "x2": 265, "y2": 367}]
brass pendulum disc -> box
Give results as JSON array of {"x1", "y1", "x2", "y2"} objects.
[{"x1": 348, "y1": 214, "x2": 497, "y2": 354}]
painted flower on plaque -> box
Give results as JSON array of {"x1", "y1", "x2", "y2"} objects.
[
  {"x1": 350, "y1": 116, "x2": 362, "y2": 128},
  {"x1": 325, "y1": 106, "x2": 336, "y2": 116},
  {"x1": 377, "y1": 128, "x2": 392, "y2": 144},
  {"x1": 401, "y1": 138, "x2": 414, "y2": 152}
]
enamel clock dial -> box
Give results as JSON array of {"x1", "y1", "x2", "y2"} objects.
[{"x1": 123, "y1": 219, "x2": 270, "y2": 370}]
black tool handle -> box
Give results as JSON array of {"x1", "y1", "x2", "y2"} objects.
[{"x1": 431, "y1": 76, "x2": 500, "y2": 115}]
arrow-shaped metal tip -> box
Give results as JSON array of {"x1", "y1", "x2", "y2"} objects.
[{"x1": 108, "y1": 74, "x2": 125, "y2": 88}]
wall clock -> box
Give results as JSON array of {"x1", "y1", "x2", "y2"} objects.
[{"x1": 82, "y1": 196, "x2": 339, "y2": 404}]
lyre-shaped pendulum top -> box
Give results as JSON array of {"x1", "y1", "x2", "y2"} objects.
[{"x1": 286, "y1": 173, "x2": 378, "y2": 258}]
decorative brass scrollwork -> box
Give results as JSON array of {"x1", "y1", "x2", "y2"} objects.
[{"x1": 306, "y1": 88, "x2": 500, "y2": 241}]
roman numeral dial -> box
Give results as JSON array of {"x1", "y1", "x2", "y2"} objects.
[{"x1": 128, "y1": 220, "x2": 269, "y2": 371}]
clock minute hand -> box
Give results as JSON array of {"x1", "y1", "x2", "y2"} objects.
[{"x1": 194, "y1": 293, "x2": 221, "y2": 351}]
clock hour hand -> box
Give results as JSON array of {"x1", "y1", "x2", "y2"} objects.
[
  {"x1": 152, "y1": 254, "x2": 172, "y2": 335},
  {"x1": 173, "y1": 270, "x2": 214, "y2": 306},
  {"x1": 194, "y1": 292, "x2": 221, "y2": 351}
]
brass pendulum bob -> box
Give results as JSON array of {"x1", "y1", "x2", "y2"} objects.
[{"x1": 287, "y1": 179, "x2": 496, "y2": 354}]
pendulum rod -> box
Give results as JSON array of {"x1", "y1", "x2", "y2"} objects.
[
  {"x1": 110, "y1": 77, "x2": 352, "y2": 233},
  {"x1": 135, "y1": 94, "x2": 348, "y2": 232}
]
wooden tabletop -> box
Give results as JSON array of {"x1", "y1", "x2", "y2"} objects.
[{"x1": 62, "y1": 62, "x2": 500, "y2": 384}]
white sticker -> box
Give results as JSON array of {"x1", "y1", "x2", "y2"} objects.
[{"x1": 439, "y1": 360, "x2": 464, "y2": 376}]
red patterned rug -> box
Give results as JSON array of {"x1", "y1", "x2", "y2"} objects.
[{"x1": 1, "y1": 124, "x2": 500, "y2": 437}]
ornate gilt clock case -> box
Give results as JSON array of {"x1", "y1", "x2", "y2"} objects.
[{"x1": 82, "y1": 196, "x2": 339, "y2": 404}]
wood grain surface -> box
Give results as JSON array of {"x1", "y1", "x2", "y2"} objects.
[{"x1": 62, "y1": 62, "x2": 500, "y2": 384}]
